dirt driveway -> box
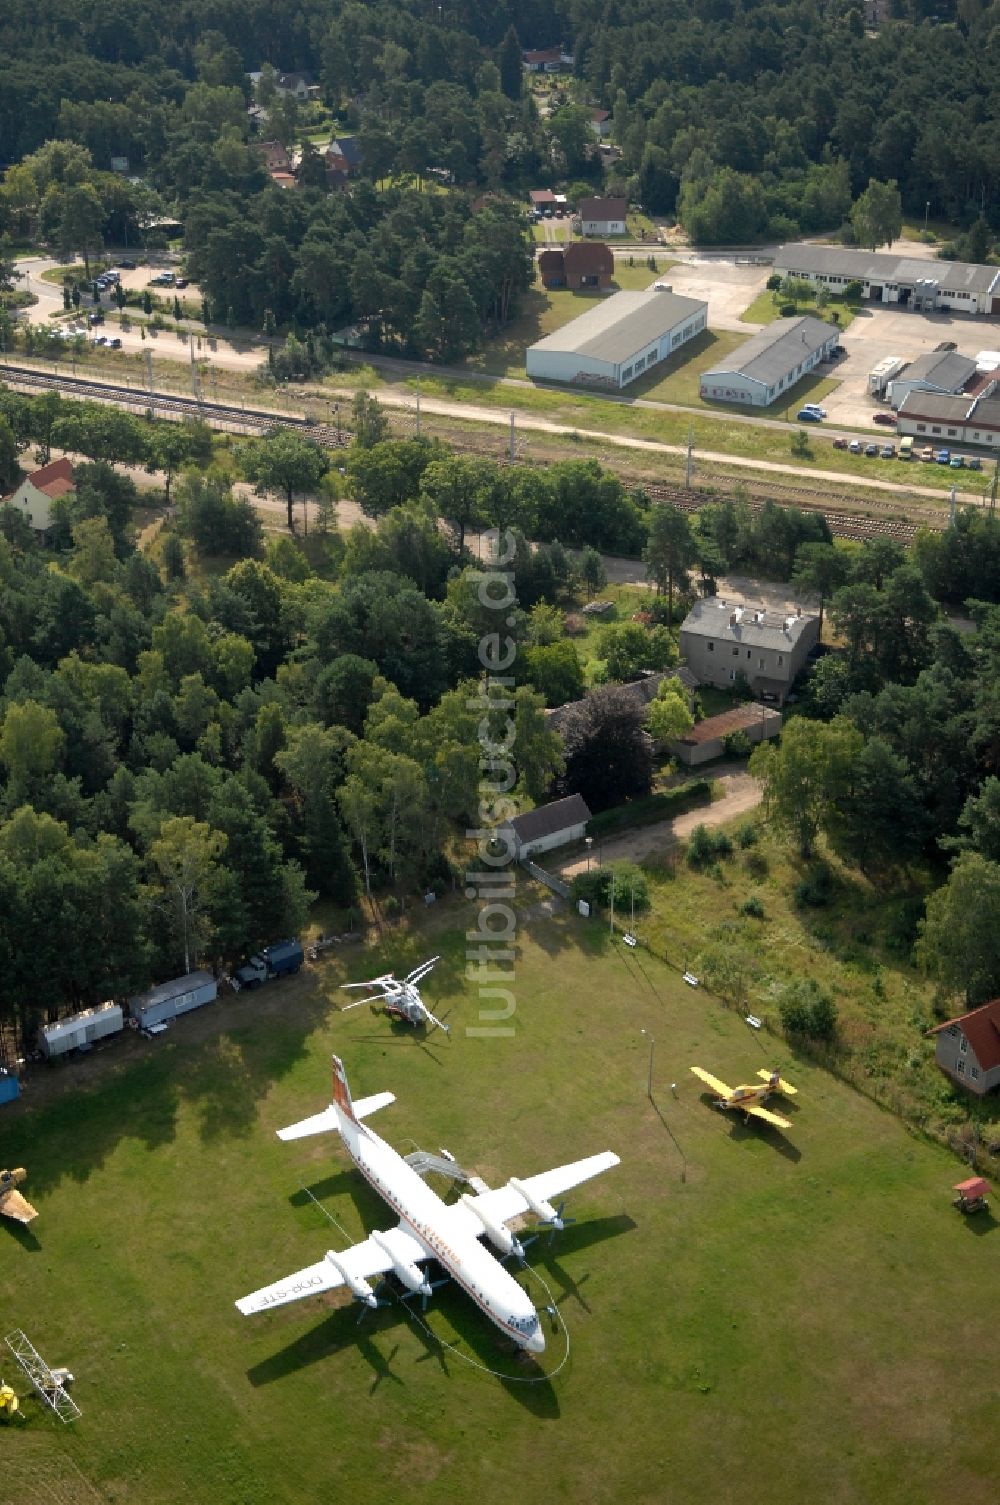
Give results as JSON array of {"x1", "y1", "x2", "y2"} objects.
[{"x1": 555, "y1": 767, "x2": 762, "y2": 878}]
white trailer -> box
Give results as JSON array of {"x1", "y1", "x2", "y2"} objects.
[
  {"x1": 868, "y1": 356, "x2": 907, "y2": 395},
  {"x1": 39, "y1": 1002, "x2": 124, "y2": 1059},
  {"x1": 128, "y1": 971, "x2": 217, "y2": 1030}
]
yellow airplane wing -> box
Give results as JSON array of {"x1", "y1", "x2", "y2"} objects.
[
  {"x1": 690, "y1": 1066, "x2": 733, "y2": 1097},
  {"x1": 744, "y1": 1104, "x2": 792, "y2": 1130},
  {"x1": 757, "y1": 1069, "x2": 797, "y2": 1096},
  {"x1": 0, "y1": 1189, "x2": 38, "y2": 1223}
]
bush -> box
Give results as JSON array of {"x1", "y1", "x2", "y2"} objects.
[
  {"x1": 722, "y1": 729, "x2": 753, "y2": 759},
  {"x1": 778, "y1": 979, "x2": 838, "y2": 1041},
  {"x1": 739, "y1": 895, "x2": 765, "y2": 919},
  {"x1": 736, "y1": 821, "x2": 758, "y2": 848},
  {"x1": 793, "y1": 863, "x2": 833, "y2": 908},
  {"x1": 743, "y1": 850, "x2": 769, "y2": 879},
  {"x1": 687, "y1": 823, "x2": 733, "y2": 867},
  {"x1": 779, "y1": 302, "x2": 797, "y2": 316},
  {"x1": 570, "y1": 860, "x2": 650, "y2": 915}
]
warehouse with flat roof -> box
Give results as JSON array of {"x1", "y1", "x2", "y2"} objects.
[
  {"x1": 774, "y1": 245, "x2": 1000, "y2": 315},
  {"x1": 526, "y1": 286, "x2": 707, "y2": 389},
  {"x1": 699, "y1": 316, "x2": 839, "y2": 408}
]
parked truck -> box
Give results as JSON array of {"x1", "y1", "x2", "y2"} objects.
[{"x1": 233, "y1": 939, "x2": 304, "y2": 991}]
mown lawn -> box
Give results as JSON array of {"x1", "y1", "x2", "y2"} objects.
[
  {"x1": 740, "y1": 290, "x2": 861, "y2": 330},
  {"x1": 467, "y1": 262, "x2": 673, "y2": 380},
  {"x1": 3, "y1": 899, "x2": 996, "y2": 1505}
]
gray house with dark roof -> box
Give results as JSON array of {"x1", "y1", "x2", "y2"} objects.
[
  {"x1": 499, "y1": 795, "x2": 592, "y2": 858},
  {"x1": 886, "y1": 351, "x2": 977, "y2": 410},
  {"x1": 700, "y1": 317, "x2": 839, "y2": 408},
  {"x1": 679, "y1": 597, "x2": 819, "y2": 702},
  {"x1": 545, "y1": 668, "x2": 698, "y2": 736},
  {"x1": 527, "y1": 287, "x2": 707, "y2": 389}
]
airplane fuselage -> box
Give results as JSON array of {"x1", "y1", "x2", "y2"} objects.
[{"x1": 338, "y1": 1108, "x2": 545, "y2": 1353}]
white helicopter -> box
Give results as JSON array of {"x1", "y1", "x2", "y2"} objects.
[{"x1": 340, "y1": 956, "x2": 450, "y2": 1034}]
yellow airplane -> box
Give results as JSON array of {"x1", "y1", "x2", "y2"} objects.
[
  {"x1": 0, "y1": 1168, "x2": 38, "y2": 1224},
  {"x1": 690, "y1": 1067, "x2": 797, "y2": 1129}
]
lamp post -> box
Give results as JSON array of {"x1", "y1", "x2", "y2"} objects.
[
  {"x1": 924, "y1": 201, "x2": 930, "y2": 233},
  {"x1": 641, "y1": 1029, "x2": 654, "y2": 1100},
  {"x1": 334, "y1": 402, "x2": 340, "y2": 446},
  {"x1": 585, "y1": 836, "x2": 593, "y2": 871}
]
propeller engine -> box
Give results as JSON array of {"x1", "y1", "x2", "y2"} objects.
[
  {"x1": 508, "y1": 1177, "x2": 564, "y2": 1229},
  {"x1": 460, "y1": 1193, "x2": 525, "y2": 1260},
  {"x1": 371, "y1": 1232, "x2": 433, "y2": 1299},
  {"x1": 325, "y1": 1250, "x2": 379, "y2": 1308}
]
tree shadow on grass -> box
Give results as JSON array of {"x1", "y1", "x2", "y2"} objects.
[{"x1": 9, "y1": 1054, "x2": 181, "y2": 1196}]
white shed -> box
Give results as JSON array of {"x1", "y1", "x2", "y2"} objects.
[
  {"x1": 500, "y1": 794, "x2": 592, "y2": 859},
  {"x1": 129, "y1": 970, "x2": 217, "y2": 1029},
  {"x1": 39, "y1": 1002, "x2": 124, "y2": 1059}
]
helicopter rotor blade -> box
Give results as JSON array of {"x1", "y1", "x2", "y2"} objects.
[
  {"x1": 404, "y1": 956, "x2": 440, "y2": 986},
  {"x1": 340, "y1": 992, "x2": 387, "y2": 1011},
  {"x1": 341, "y1": 976, "x2": 395, "y2": 991},
  {"x1": 424, "y1": 1010, "x2": 451, "y2": 1036}
]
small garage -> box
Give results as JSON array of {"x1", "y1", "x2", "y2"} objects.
[{"x1": 129, "y1": 971, "x2": 217, "y2": 1030}]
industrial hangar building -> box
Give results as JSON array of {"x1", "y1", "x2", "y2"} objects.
[
  {"x1": 774, "y1": 245, "x2": 1000, "y2": 315},
  {"x1": 526, "y1": 286, "x2": 707, "y2": 389},
  {"x1": 699, "y1": 316, "x2": 839, "y2": 407}
]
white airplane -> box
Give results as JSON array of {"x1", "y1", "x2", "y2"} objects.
[{"x1": 236, "y1": 1056, "x2": 620, "y2": 1355}]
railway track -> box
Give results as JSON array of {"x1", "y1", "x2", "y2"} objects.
[{"x1": 0, "y1": 360, "x2": 945, "y2": 543}]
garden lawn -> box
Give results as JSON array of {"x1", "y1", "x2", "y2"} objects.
[
  {"x1": 2, "y1": 900, "x2": 996, "y2": 1505},
  {"x1": 739, "y1": 290, "x2": 860, "y2": 330}
]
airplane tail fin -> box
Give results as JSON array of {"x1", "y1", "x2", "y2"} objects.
[
  {"x1": 275, "y1": 1057, "x2": 394, "y2": 1141},
  {"x1": 332, "y1": 1055, "x2": 395, "y2": 1125}
]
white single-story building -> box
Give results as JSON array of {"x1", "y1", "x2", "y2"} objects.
[
  {"x1": 527, "y1": 286, "x2": 707, "y2": 390},
  {"x1": 886, "y1": 351, "x2": 978, "y2": 409},
  {"x1": 896, "y1": 392, "x2": 1000, "y2": 448},
  {"x1": 499, "y1": 794, "x2": 592, "y2": 859},
  {"x1": 774, "y1": 245, "x2": 1000, "y2": 315},
  {"x1": 577, "y1": 196, "x2": 627, "y2": 236},
  {"x1": 700, "y1": 316, "x2": 839, "y2": 408}
]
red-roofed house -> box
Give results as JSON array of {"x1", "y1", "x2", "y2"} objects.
[
  {"x1": 2, "y1": 457, "x2": 74, "y2": 540},
  {"x1": 523, "y1": 47, "x2": 574, "y2": 73},
  {"x1": 590, "y1": 108, "x2": 612, "y2": 139},
  {"x1": 563, "y1": 242, "x2": 614, "y2": 290},
  {"x1": 926, "y1": 998, "x2": 1000, "y2": 1095}
]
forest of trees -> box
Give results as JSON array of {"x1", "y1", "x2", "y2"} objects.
[{"x1": 3, "y1": 0, "x2": 1000, "y2": 288}]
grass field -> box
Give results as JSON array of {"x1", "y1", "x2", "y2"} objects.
[
  {"x1": 3, "y1": 895, "x2": 997, "y2": 1505},
  {"x1": 740, "y1": 290, "x2": 860, "y2": 330},
  {"x1": 467, "y1": 263, "x2": 673, "y2": 379}
]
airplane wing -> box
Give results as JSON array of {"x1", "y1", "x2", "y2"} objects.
[
  {"x1": 744, "y1": 1104, "x2": 792, "y2": 1130},
  {"x1": 690, "y1": 1066, "x2": 733, "y2": 1097},
  {"x1": 757, "y1": 1070, "x2": 797, "y2": 1096},
  {"x1": 445, "y1": 1152, "x2": 620, "y2": 1233},
  {"x1": 235, "y1": 1225, "x2": 427, "y2": 1315},
  {"x1": 0, "y1": 1189, "x2": 38, "y2": 1223}
]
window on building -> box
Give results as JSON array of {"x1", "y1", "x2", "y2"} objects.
[
  {"x1": 747, "y1": 649, "x2": 752, "y2": 659},
  {"x1": 707, "y1": 642, "x2": 714, "y2": 652},
  {"x1": 729, "y1": 670, "x2": 736, "y2": 682},
  {"x1": 931, "y1": 426, "x2": 941, "y2": 434},
  {"x1": 956, "y1": 1059, "x2": 966, "y2": 1075},
  {"x1": 777, "y1": 654, "x2": 784, "y2": 666},
  {"x1": 732, "y1": 647, "x2": 739, "y2": 656},
  {"x1": 947, "y1": 429, "x2": 957, "y2": 437},
  {"x1": 759, "y1": 658, "x2": 765, "y2": 669},
  {"x1": 959, "y1": 1035, "x2": 968, "y2": 1053},
  {"x1": 971, "y1": 1066, "x2": 980, "y2": 1080}
]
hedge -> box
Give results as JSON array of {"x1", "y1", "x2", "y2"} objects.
[{"x1": 586, "y1": 780, "x2": 713, "y2": 837}]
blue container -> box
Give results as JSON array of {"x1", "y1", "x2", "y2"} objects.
[{"x1": 0, "y1": 1073, "x2": 20, "y2": 1105}]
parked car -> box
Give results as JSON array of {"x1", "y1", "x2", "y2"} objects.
[
  {"x1": 919, "y1": 446, "x2": 936, "y2": 461},
  {"x1": 833, "y1": 436, "x2": 848, "y2": 449},
  {"x1": 116, "y1": 258, "x2": 136, "y2": 269},
  {"x1": 967, "y1": 456, "x2": 983, "y2": 471},
  {"x1": 87, "y1": 311, "x2": 104, "y2": 325},
  {"x1": 849, "y1": 439, "x2": 863, "y2": 453},
  {"x1": 833, "y1": 344, "x2": 846, "y2": 356},
  {"x1": 90, "y1": 334, "x2": 107, "y2": 345},
  {"x1": 880, "y1": 444, "x2": 896, "y2": 458},
  {"x1": 873, "y1": 412, "x2": 896, "y2": 426},
  {"x1": 801, "y1": 403, "x2": 827, "y2": 418},
  {"x1": 864, "y1": 443, "x2": 879, "y2": 457},
  {"x1": 935, "y1": 449, "x2": 951, "y2": 463},
  {"x1": 108, "y1": 337, "x2": 122, "y2": 349},
  {"x1": 949, "y1": 454, "x2": 965, "y2": 467},
  {"x1": 796, "y1": 408, "x2": 823, "y2": 422},
  {"x1": 174, "y1": 277, "x2": 189, "y2": 288}
]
